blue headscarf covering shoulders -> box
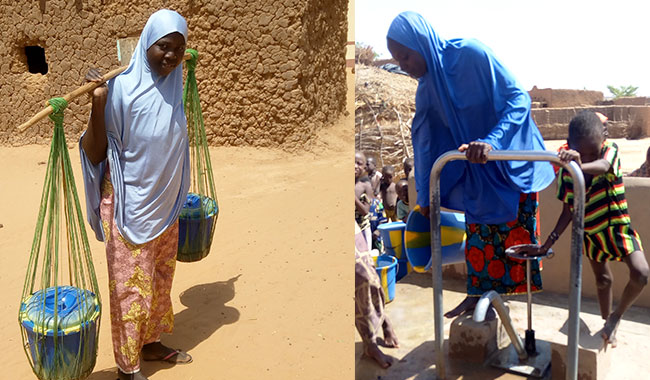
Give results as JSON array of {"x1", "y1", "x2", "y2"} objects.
[
  {"x1": 387, "y1": 11, "x2": 554, "y2": 224},
  {"x1": 80, "y1": 9, "x2": 190, "y2": 244}
]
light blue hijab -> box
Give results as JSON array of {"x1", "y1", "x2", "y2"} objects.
[
  {"x1": 387, "y1": 11, "x2": 554, "y2": 224},
  {"x1": 80, "y1": 9, "x2": 190, "y2": 244}
]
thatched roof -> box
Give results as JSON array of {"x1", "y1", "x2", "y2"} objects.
[{"x1": 355, "y1": 64, "x2": 417, "y2": 174}]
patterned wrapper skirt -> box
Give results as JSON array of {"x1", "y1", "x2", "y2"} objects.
[{"x1": 465, "y1": 193, "x2": 542, "y2": 296}]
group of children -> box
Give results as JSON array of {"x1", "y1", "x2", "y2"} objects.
[{"x1": 355, "y1": 154, "x2": 414, "y2": 250}]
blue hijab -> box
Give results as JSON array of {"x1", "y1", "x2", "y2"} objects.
[
  {"x1": 387, "y1": 11, "x2": 554, "y2": 224},
  {"x1": 80, "y1": 9, "x2": 190, "y2": 244}
]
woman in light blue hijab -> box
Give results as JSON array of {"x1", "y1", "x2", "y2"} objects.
[
  {"x1": 387, "y1": 12, "x2": 555, "y2": 318},
  {"x1": 81, "y1": 9, "x2": 192, "y2": 380}
]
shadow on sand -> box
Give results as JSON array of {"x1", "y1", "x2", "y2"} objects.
[{"x1": 90, "y1": 275, "x2": 241, "y2": 379}]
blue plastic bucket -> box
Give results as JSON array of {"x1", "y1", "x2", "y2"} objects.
[
  {"x1": 375, "y1": 255, "x2": 398, "y2": 303},
  {"x1": 19, "y1": 286, "x2": 100, "y2": 380},
  {"x1": 404, "y1": 210, "x2": 466, "y2": 272},
  {"x1": 377, "y1": 221, "x2": 406, "y2": 259},
  {"x1": 178, "y1": 193, "x2": 218, "y2": 262},
  {"x1": 396, "y1": 257, "x2": 412, "y2": 281}
]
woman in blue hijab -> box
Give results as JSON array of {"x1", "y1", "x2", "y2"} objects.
[
  {"x1": 387, "y1": 11, "x2": 555, "y2": 318},
  {"x1": 81, "y1": 9, "x2": 192, "y2": 380}
]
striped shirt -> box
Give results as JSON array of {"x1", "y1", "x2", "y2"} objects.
[{"x1": 557, "y1": 141, "x2": 630, "y2": 234}]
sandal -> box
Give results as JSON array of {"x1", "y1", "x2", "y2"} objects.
[
  {"x1": 143, "y1": 348, "x2": 193, "y2": 364},
  {"x1": 141, "y1": 344, "x2": 192, "y2": 364}
]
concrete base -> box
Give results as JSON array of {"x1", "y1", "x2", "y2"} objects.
[
  {"x1": 449, "y1": 312, "x2": 504, "y2": 362},
  {"x1": 490, "y1": 340, "x2": 552, "y2": 378},
  {"x1": 550, "y1": 339, "x2": 611, "y2": 380}
]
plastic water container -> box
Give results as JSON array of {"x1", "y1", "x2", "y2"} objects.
[
  {"x1": 375, "y1": 255, "x2": 398, "y2": 303},
  {"x1": 178, "y1": 192, "x2": 218, "y2": 262},
  {"x1": 404, "y1": 210, "x2": 466, "y2": 272},
  {"x1": 395, "y1": 257, "x2": 412, "y2": 281},
  {"x1": 377, "y1": 221, "x2": 406, "y2": 259},
  {"x1": 19, "y1": 286, "x2": 100, "y2": 380}
]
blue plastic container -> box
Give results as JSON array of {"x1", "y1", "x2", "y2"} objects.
[
  {"x1": 377, "y1": 221, "x2": 406, "y2": 259},
  {"x1": 395, "y1": 257, "x2": 412, "y2": 281},
  {"x1": 19, "y1": 286, "x2": 100, "y2": 380},
  {"x1": 404, "y1": 210, "x2": 466, "y2": 272},
  {"x1": 375, "y1": 255, "x2": 398, "y2": 303},
  {"x1": 178, "y1": 192, "x2": 218, "y2": 262}
]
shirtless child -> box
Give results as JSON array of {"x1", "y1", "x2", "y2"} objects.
[
  {"x1": 366, "y1": 156, "x2": 382, "y2": 196},
  {"x1": 380, "y1": 165, "x2": 398, "y2": 222},
  {"x1": 356, "y1": 152, "x2": 374, "y2": 245}
]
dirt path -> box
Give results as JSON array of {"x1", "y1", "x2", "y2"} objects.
[{"x1": 0, "y1": 70, "x2": 354, "y2": 379}]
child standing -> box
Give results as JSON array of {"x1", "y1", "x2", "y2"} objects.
[
  {"x1": 395, "y1": 179, "x2": 409, "y2": 222},
  {"x1": 528, "y1": 111, "x2": 649, "y2": 346},
  {"x1": 366, "y1": 156, "x2": 383, "y2": 196},
  {"x1": 402, "y1": 157, "x2": 414, "y2": 181},
  {"x1": 380, "y1": 165, "x2": 398, "y2": 221},
  {"x1": 356, "y1": 152, "x2": 374, "y2": 246}
]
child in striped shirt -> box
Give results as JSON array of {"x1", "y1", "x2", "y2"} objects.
[{"x1": 528, "y1": 111, "x2": 648, "y2": 347}]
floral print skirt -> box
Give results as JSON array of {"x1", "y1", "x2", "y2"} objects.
[{"x1": 465, "y1": 193, "x2": 542, "y2": 296}]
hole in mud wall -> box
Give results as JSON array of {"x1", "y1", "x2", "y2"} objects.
[{"x1": 24, "y1": 46, "x2": 48, "y2": 74}]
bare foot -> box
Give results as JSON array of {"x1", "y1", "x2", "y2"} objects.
[
  {"x1": 382, "y1": 323, "x2": 400, "y2": 348},
  {"x1": 444, "y1": 296, "x2": 478, "y2": 318},
  {"x1": 141, "y1": 342, "x2": 192, "y2": 364},
  {"x1": 363, "y1": 342, "x2": 393, "y2": 369},
  {"x1": 601, "y1": 313, "x2": 621, "y2": 348},
  {"x1": 117, "y1": 370, "x2": 148, "y2": 380}
]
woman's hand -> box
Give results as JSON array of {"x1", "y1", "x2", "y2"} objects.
[
  {"x1": 458, "y1": 141, "x2": 493, "y2": 164},
  {"x1": 85, "y1": 68, "x2": 108, "y2": 101}
]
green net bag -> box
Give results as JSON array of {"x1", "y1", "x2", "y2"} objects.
[
  {"x1": 177, "y1": 49, "x2": 220, "y2": 262},
  {"x1": 19, "y1": 98, "x2": 102, "y2": 380}
]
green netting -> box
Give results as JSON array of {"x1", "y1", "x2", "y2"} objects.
[
  {"x1": 19, "y1": 98, "x2": 102, "y2": 380},
  {"x1": 177, "y1": 49, "x2": 220, "y2": 262}
]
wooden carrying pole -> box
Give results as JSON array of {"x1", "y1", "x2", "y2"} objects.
[{"x1": 18, "y1": 52, "x2": 192, "y2": 131}]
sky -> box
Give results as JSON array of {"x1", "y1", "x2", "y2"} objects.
[{"x1": 355, "y1": 0, "x2": 650, "y2": 96}]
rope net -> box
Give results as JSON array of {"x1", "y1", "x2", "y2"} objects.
[
  {"x1": 19, "y1": 98, "x2": 102, "y2": 380},
  {"x1": 178, "y1": 49, "x2": 219, "y2": 262}
]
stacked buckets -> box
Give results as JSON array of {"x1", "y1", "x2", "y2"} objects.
[
  {"x1": 377, "y1": 221, "x2": 411, "y2": 281},
  {"x1": 376, "y1": 221, "x2": 410, "y2": 303}
]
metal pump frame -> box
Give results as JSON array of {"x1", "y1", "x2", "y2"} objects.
[{"x1": 429, "y1": 150, "x2": 585, "y2": 380}]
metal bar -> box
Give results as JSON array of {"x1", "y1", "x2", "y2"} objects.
[
  {"x1": 429, "y1": 150, "x2": 584, "y2": 380},
  {"x1": 473, "y1": 290, "x2": 528, "y2": 360},
  {"x1": 527, "y1": 260, "x2": 532, "y2": 331}
]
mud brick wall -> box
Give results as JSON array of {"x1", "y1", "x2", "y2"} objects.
[
  {"x1": 0, "y1": 0, "x2": 348, "y2": 149},
  {"x1": 532, "y1": 105, "x2": 650, "y2": 140},
  {"x1": 529, "y1": 86, "x2": 604, "y2": 108}
]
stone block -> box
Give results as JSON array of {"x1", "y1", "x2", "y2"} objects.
[
  {"x1": 449, "y1": 313, "x2": 504, "y2": 362},
  {"x1": 550, "y1": 335, "x2": 611, "y2": 380}
]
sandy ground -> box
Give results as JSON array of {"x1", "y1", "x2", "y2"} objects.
[
  {"x1": 1, "y1": 69, "x2": 354, "y2": 379},
  {"x1": 355, "y1": 273, "x2": 650, "y2": 380}
]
